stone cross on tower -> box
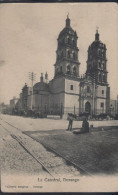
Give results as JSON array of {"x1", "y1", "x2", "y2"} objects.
[{"x1": 96, "y1": 26, "x2": 99, "y2": 33}]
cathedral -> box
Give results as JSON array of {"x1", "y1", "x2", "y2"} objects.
[{"x1": 19, "y1": 16, "x2": 110, "y2": 117}]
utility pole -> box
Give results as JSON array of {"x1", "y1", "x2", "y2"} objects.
[
  {"x1": 117, "y1": 95, "x2": 118, "y2": 115},
  {"x1": 92, "y1": 75, "x2": 95, "y2": 117},
  {"x1": 28, "y1": 72, "x2": 36, "y2": 110}
]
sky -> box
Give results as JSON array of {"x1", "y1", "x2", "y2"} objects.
[{"x1": 0, "y1": 3, "x2": 118, "y2": 104}]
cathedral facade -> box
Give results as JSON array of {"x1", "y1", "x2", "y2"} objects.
[{"x1": 22, "y1": 16, "x2": 110, "y2": 117}]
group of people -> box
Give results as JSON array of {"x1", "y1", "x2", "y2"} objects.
[{"x1": 67, "y1": 113, "x2": 89, "y2": 133}]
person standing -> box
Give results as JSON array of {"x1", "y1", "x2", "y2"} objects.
[
  {"x1": 81, "y1": 118, "x2": 89, "y2": 133},
  {"x1": 67, "y1": 113, "x2": 74, "y2": 131}
]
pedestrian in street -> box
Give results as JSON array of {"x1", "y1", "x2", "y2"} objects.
[
  {"x1": 73, "y1": 117, "x2": 89, "y2": 135},
  {"x1": 67, "y1": 113, "x2": 74, "y2": 131},
  {"x1": 81, "y1": 117, "x2": 89, "y2": 133}
]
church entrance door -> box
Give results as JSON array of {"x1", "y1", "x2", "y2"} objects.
[{"x1": 85, "y1": 102, "x2": 91, "y2": 114}]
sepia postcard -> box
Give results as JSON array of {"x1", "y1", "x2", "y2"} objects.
[{"x1": 0, "y1": 2, "x2": 118, "y2": 193}]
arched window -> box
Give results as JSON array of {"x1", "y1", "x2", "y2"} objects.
[
  {"x1": 68, "y1": 38, "x2": 71, "y2": 44},
  {"x1": 67, "y1": 65, "x2": 70, "y2": 74},
  {"x1": 98, "y1": 50, "x2": 101, "y2": 56},
  {"x1": 99, "y1": 62, "x2": 101, "y2": 68},
  {"x1": 99, "y1": 74, "x2": 102, "y2": 82},
  {"x1": 73, "y1": 52, "x2": 75, "y2": 59},
  {"x1": 67, "y1": 50, "x2": 70, "y2": 58},
  {"x1": 73, "y1": 66, "x2": 76, "y2": 75},
  {"x1": 87, "y1": 86, "x2": 90, "y2": 93},
  {"x1": 103, "y1": 75, "x2": 106, "y2": 82},
  {"x1": 101, "y1": 64, "x2": 103, "y2": 70},
  {"x1": 65, "y1": 37, "x2": 67, "y2": 43}
]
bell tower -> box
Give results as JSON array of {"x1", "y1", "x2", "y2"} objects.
[
  {"x1": 54, "y1": 15, "x2": 80, "y2": 78},
  {"x1": 83, "y1": 29, "x2": 110, "y2": 116},
  {"x1": 86, "y1": 29, "x2": 108, "y2": 85}
]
